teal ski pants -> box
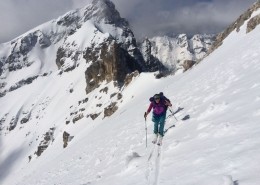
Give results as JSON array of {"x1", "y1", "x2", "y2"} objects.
[{"x1": 152, "y1": 113, "x2": 166, "y2": 137}]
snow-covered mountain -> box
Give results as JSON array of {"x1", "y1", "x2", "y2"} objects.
[
  {"x1": 139, "y1": 34, "x2": 215, "y2": 72},
  {"x1": 0, "y1": 1, "x2": 260, "y2": 185},
  {"x1": 0, "y1": 0, "x2": 143, "y2": 99}
]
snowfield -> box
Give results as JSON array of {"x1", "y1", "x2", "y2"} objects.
[{"x1": 1, "y1": 6, "x2": 260, "y2": 185}]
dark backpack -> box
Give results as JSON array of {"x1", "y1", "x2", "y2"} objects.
[
  {"x1": 149, "y1": 92, "x2": 170, "y2": 104},
  {"x1": 149, "y1": 92, "x2": 170, "y2": 114}
]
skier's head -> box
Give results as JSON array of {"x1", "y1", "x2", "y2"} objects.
[{"x1": 154, "y1": 94, "x2": 160, "y2": 103}]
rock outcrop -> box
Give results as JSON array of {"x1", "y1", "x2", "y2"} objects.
[
  {"x1": 35, "y1": 128, "x2": 55, "y2": 157},
  {"x1": 84, "y1": 39, "x2": 141, "y2": 93},
  {"x1": 63, "y1": 131, "x2": 74, "y2": 148},
  {"x1": 247, "y1": 14, "x2": 260, "y2": 33}
]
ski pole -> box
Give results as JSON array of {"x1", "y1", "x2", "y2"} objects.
[
  {"x1": 144, "y1": 112, "x2": 148, "y2": 148},
  {"x1": 169, "y1": 108, "x2": 178, "y2": 121}
]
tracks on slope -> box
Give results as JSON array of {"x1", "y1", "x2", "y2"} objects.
[{"x1": 146, "y1": 144, "x2": 162, "y2": 185}]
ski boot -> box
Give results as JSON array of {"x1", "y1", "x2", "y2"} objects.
[
  {"x1": 157, "y1": 135, "x2": 163, "y2": 146},
  {"x1": 152, "y1": 134, "x2": 158, "y2": 144}
]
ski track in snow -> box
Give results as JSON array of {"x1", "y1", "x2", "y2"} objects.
[
  {"x1": 153, "y1": 146, "x2": 162, "y2": 185},
  {"x1": 145, "y1": 144, "x2": 162, "y2": 185}
]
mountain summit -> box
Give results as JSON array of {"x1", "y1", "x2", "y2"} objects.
[{"x1": 0, "y1": 0, "x2": 142, "y2": 98}]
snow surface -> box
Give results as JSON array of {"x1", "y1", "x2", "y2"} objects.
[{"x1": 1, "y1": 6, "x2": 260, "y2": 185}]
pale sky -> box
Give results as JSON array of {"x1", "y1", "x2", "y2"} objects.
[{"x1": 0, "y1": 0, "x2": 256, "y2": 43}]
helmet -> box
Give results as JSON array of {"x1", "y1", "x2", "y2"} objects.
[{"x1": 153, "y1": 94, "x2": 160, "y2": 99}]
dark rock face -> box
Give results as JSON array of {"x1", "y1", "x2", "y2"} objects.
[
  {"x1": 20, "y1": 33, "x2": 38, "y2": 56},
  {"x1": 247, "y1": 14, "x2": 260, "y2": 33},
  {"x1": 63, "y1": 131, "x2": 69, "y2": 148},
  {"x1": 78, "y1": 98, "x2": 89, "y2": 105},
  {"x1": 72, "y1": 113, "x2": 84, "y2": 123},
  {"x1": 140, "y1": 38, "x2": 167, "y2": 72},
  {"x1": 182, "y1": 60, "x2": 196, "y2": 71},
  {"x1": 0, "y1": 61, "x2": 3, "y2": 76},
  {"x1": 89, "y1": 113, "x2": 101, "y2": 120},
  {"x1": 56, "y1": 47, "x2": 67, "y2": 69},
  {"x1": 20, "y1": 117, "x2": 29, "y2": 124},
  {"x1": 35, "y1": 128, "x2": 55, "y2": 156},
  {"x1": 100, "y1": 87, "x2": 109, "y2": 94},
  {"x1": 0, "y1": 91, "x2": 6, "y2": 98},
  {"x1": 20, "y1": 110, "x2": 32, "y2": 124},
  {"x1": 57, "y1": 10, "x2": 80, "y2": 27},
  {"x1": 104, "y1": 102, "x2": 118, "y2": 118},
  {"x1": 117, "y1": 93, "x2": 123, "y2": 100},
  {"x1": 0, "y1": 82, "x2": 6, "y2": 89},
  {"x1": 4, "y1": 32, "x2": 39, "y2": 73},
  {"x1": 0, "y1": 73, "x2": 50, "y2": 98},
  {"x1": 9, "y1": 109, "x2": 22, "y2": 131},
  {"x1": 84, "y1": 39, "x2": 142, "y2": 94},
  {"x1": 0, "y1": 113, "x2": 8, "y2": 134},
  {"x1": 9, "y1": 76, "x2": 39, "y2": 92},
  {"x1": 124, "y1": 70, "x2": 139, "y2": 87}
]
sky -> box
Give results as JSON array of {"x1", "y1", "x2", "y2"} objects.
[{"x1": 0, "y1": 0, "x2": 257, "y2": 43}]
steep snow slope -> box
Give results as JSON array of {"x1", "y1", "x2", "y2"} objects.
[{"x1": 1, "y1": 5, "x2": 260, "y2": 185}]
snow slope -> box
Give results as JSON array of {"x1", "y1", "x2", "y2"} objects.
[{"x1": 1, "y1": 4, "x2": 260, "y2": 185}]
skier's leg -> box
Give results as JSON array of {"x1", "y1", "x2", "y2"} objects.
[
  {"x1": 152, "y1": 115, "x2": 159, "y2": 143},
  {"x1": 152, "y1": 115, "x2": 159, "y2": 135},
  {"x1": 158, "y1": 114, "x2": 166, "y2": 145},
  {"x1": 158, "y1": 114, "x2": 166, "y2": 137}
]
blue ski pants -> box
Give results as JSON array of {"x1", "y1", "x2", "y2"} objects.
[{"x1": 152, "y1": 113, "x2": 166, "y2": 137}]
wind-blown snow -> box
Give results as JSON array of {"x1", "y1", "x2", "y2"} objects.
[{"x1": 1, "y1": 6, "x2": 260, "y2": 185}]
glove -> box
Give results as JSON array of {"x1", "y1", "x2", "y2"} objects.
[
  {"x1": 144, "y1": 112, "x2": 147, "y2": 119},
  {"x1": 165, "y1": 100, "x2": 172, "y2": 107}
]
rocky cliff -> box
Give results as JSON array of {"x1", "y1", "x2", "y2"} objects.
[{"x1": 139, "y1": 34, "x2": 215, "y2": 73}]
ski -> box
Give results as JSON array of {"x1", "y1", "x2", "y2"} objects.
[
  {"x1": 157, "y1": 145, "x2": 161, "y2": 157},
  {"x1": 148, "y1": 143, "x2": 156, "y2": 161}
]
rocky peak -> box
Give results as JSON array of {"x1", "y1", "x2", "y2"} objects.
[
  {"x1": 83, "y1": 0, "x2": 129, "y2": 27},
  {"x1": 56, "y1": 0, "x2": 128, "y2": 27}
]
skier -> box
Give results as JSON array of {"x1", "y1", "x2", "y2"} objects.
[{"x1": 144, "y1": 92, "x2": 172, "y2": 145}]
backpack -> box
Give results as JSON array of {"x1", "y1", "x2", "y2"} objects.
[{"x1": 149, "y1": 92, "x2": 170, "y2": 115}]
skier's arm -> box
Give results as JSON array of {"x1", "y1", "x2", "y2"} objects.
[
  {"x1": 144, "y1": 103, "x2": 153, "y2": 118},
  {"x1": 164, "y1": 100, "x2": 172, "y2": 107}
]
